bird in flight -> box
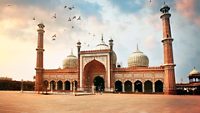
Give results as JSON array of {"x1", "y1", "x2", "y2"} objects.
[
  {"x1": 68, "y1": 6, "x2": 75, "y2": 10},
  {"x1": 68, "y1": 7, "x2": 72, "y2": 10},
  {"x1": 77, "y1": 16, "x2": 81, "y2": 20},
  {"x1": 33, "y1": 17, "x2": 36, "y2": 20},
  {"x1": 52, "y1": 13, "x2": 56, "y2": 19},
  {"x1": 64, "y1": 6, "x2": 67, "y2": 8},
  {"x1": 51, "y1": 34, "x2": 56, "y2": 40},
  {"x1": 68, "y1": 17, "x2": 71, "y2": 21},
  {"x1": 72, "y1": 16, "x2": 76, "y2": 19}
]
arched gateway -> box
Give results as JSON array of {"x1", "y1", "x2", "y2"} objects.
[
  {"x1": 93, "y1": 76, "x2": 105, "y2": 91},
  {"x1": 115, "y1": 80, "x2": 122, "y2": 92},
  {"x1": 83, "y1": 60, "x2": 106, "y2": 91}
]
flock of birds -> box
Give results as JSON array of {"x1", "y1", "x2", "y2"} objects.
[
  {"x1": 6, "y1": 0, "x2": 157, "y2": 41},
  {"x1": 47, "y1": 4, "x2": 98, "y2": 41},
  {"x1": 31, "y1": 4, "x2": 82, "y2": 41}
]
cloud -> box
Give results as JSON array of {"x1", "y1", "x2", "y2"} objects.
[
  {"x1": 176, "y1": 0, "x2": 200, "y2": 26},
  {"x1": 109, "y1": 0, "x2": 145, "y2": 14},
  {"x1": 0, "y1": 0, "x2": 61, "y2": 10},
  {"x1": 75, "y1": 0, "x2": 102, "y2": 19}
]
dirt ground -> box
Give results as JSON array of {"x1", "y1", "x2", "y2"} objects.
[{"x1": 0, "y1": 91, "x2": 199, "y2": 113}]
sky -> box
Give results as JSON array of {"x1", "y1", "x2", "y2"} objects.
[{"x1": 0, "y1": 0, "x2": 199, "y2": 83}]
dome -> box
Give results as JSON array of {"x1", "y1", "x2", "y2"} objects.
[
  {"x1": 189, "y1": 67, "x2": 200, "y2": 76},
  {"x1": 63, "y1": 51, "x2": 78, "y2": 68},
  {"x1": 95, "y1": 36, "x2": 109, "y2": 50},
  {"x1": 128, "y1": 46, "x2": 149, "y2": 67},
  {"x1": 94, "y1": 35, "x2": 117, "y2": 65}
]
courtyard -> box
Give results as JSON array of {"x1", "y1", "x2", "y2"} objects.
[{"x1": 0, "y1": 91, "x2": 199, "y2": 113}]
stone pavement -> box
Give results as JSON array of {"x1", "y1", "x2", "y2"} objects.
[{"x1": 0, "y1": 91, "x2": 199, "y2": 113}]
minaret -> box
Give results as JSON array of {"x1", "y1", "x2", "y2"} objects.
[
  {"x1": 160, "y1": 4, "x2": 176, "y2": 94},
  {"x1": 77, "y1": 41, "x2": 81, "y2": 90},
  {"x1": 109, "y1": 38, "x2": 114, "y2": 91},
  {"x1": 35, "y1": 23, "x2": 45, "y2": 93}
]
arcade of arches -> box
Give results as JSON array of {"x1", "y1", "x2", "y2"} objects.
[
  {"x1": 115, "y1": 80, "x2": 163, "y2": 93},
  {"x1": 42, "y1": 79, "x2": 163, "y2": 93},
  {"x1": 43, "y1": 80, "x2": 78, "y2": 91}
]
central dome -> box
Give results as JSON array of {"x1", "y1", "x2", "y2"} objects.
[
  {"x1": 128, "y1": 46, "x2": 149, "y2": 67},
  {"x1": 94, "y1": 35, "x2": 117, "y2": 66},
  {"x1": 95, "y1": 36, "x2": 109, "y2": 50}
]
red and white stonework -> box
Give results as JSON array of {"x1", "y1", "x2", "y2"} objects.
[{"x1": 35, "y1": 4, "x2": 176, "y2": 94}]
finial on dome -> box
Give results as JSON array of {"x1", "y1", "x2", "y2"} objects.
[
  {"x1": 100, "y1": 34, "x2": 106, "y2": 44},
  {"x1": 101, "y1": 34, "x2": 104, "y2": 41},
  {"x1": 70, "y1": 49, "x2": 73, "y2": 55},
  {"x1": 136, "y1": 43, "x2": 141, "y2": 52}
]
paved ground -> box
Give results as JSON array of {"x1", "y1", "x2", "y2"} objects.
[{"x1": 0, "y1": 91, "x2": 199, "y2": 113}]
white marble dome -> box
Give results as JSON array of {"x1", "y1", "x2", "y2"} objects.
[
  {"x1": 63, "y1": 51, "x2": 78, "y2": 68},
  {"x1": 189, "y1": 67, "x2": 200, "y2": 76},
  {"x1": 128, "y1": 47, "x2": 149, "y2": 67},
  {"x1": 95, "y1": 37, "x2": 109, "y2": 50},
  {"x1": 94, "y1": 36, "x2": 117, "y2": 65}
]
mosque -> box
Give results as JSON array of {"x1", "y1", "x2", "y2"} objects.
[{"x1": 35, "y1": 4, "x2": 177, "y2": 94}]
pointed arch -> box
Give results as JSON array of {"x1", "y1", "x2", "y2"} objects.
[
  {"x1": 93, "y1": 76, "x2": 105, "y2": 91},
  {"x1": 57, "y1": 80, "x2": 63, "y2": 90},
  {"x1": 144, "y1": 80, "x2": 153, "y2": 93},
  {"x1": 124, "y1": 80, "x2": 132, "y2": 92},
  {"x1": 115, "y1": 80, "x2": 122, "y2": 92},
  {"x1": 134, "y1": 80, "x2": 142, "y2": 92},
  {"x1": 83, "y1": 59, "x2": 106, "y2": 89},
  {"x1": 64, "y1": 81, "x2": 70, "y2": 90},
  {"x1": 155, "y1": 80, "x2": 163, "y2": 92}
]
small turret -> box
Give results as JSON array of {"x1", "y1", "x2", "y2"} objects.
[{"x1": 160, "y1": 3, "x2": 170, "y2": 13}]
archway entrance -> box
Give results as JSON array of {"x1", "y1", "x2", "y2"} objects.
[
  {"x1": 134, "y1": 80, "x2": 142, "y2": 92},
  {"x1": 155, "y1": 80, "x2": 163, "y2": 92},
  {"x1": 144, "y1": 80, "x2": 153, "y2": 93},
  {"x1": 115, "y1": 80, "x2": 122, "y2": 92},
  {"x1": 93, "y1": 76, "x2": 105, "y2": 91},
  {"x1": 83, "y1": 60, "x2": 106, "y2": 91},
  {"x1": 57, "y1": 81, "x2": 63, "y2": 90},
  {"x1": 65, "y1": 81, "x2": 70, "y2": 90},
  {"x1": 125, "y1": 80, "x2": 132, "y2": 92}
]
